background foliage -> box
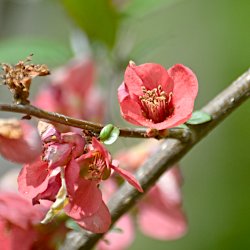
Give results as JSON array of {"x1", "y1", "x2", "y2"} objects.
[{"x1": 0, "y1": 0, "x2": 250, "y2": 249}]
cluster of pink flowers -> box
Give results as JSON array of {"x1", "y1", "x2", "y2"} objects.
[
  {"x1": 18, "y1": 122, "x2": 142, "y2": 233},
  {"x1": 0, "y1": 58, "x2": 198, "y2": 249}
]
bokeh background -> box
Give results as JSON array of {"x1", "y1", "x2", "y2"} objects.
[{"x1": 0, "y1": 0, "x2": 250, "y2": 249}]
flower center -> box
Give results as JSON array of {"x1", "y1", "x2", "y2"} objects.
[
  {"x1": 139, "y1": 85, "x2": 174, "y2": 123},
  {"x1": 85, "y1": 153, "x2": 108, "y2": 181}
]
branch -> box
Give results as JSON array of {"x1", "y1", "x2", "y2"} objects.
[
  {"x1": 60, "y1": 69, "x2": 250, "y2": 250},
  {"x1": 0, "y1": 104, "x2": 190, "y2": 141}
]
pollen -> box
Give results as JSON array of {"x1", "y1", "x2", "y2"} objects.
[
  {"x1": 139, "y1": 85, "x2": 174, "y2": 123},
  {"x1": 86, "y1": 153, "x2": 107, "y2": 181}
]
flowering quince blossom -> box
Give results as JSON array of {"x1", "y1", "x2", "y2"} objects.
[
  {"x1": 118, "y1": 61, "x2": 198, "y2": 130},
  {"x1": 0, "y1": 119, "x2": 42, "y2": 164},
  {"x1": 116, "y1": 139, "x2": 187, "y2": 240},
  {"x1": 35, "y1": 58, "x2": 105, "y2": 123},
  {"x1": 18, "y1": 122, "x2": 142, "y2": 233},
  {"x1": 0, "y1": 192, "x2": 68, "y2": 250}
]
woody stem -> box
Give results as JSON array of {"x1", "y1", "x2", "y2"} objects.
[{"x1": 0, "y1": 103, "x2": 190, "y2": 141}]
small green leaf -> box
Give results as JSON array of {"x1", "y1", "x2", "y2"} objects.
[
  {"x1": 186, "y1": 111, "x2": 212, "y2": 125},
  {"x1": 100, "y1": 124, "x2": 120, "y2": 145},
  {"x1": 174, "y1": 124, "x2": 189, "y2": 129},
  {"x1": 100, "y1": 124, "x2": 114, "y2": 141},
  {"x1": 65, "y1": 219, "x2": 82, "y2": 232}
]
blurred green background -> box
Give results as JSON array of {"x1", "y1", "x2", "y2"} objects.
[{"x1": 0, "y1": 0, "x2": 250, "y2": 249}]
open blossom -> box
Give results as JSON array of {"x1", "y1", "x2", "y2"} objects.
[
  {"x1": 0, "y1": 119, "x2": 42, "y2": 164},
  {"x1": 0, "y1": 192, "x2": 68, "y2": 250},
  {"x1": 118, "y1": 62, "x2": 198, "y2": 130},
  {"x1": 35, "y1": 58, "x2": 105, "y2": 123},
  {"x1": 18, "y1": 123, "x2": 142, "y2": 233},
  {"x1": 116, "y1": 139, "x2": 187, "y2": 240}
]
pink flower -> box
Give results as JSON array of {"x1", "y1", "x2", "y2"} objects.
[
  {"x1": 0, "y1": 119, "x2": 42, "y2": 164},
  {"x1": 35, "y1": 58, "x2": 105, "y2": 123},
  {"x1": 118, "y1": 62, "x2": 198, "y2": 130},
  {"x1": 77, "y1": 137, "x2": 143, "y2": 193},
  {"x1": 64, "y1": 137, "x2": 143, "y2": 233},
  {"x1": 0, "y1": 192, "x2": 67, "y2": 250}
]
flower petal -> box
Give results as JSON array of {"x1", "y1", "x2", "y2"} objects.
[
  {"x1": 44, "y1": 143, "x2": 72, "y2": 168},
  {"x1": 0, "y1": 120, "x2": 42, "y2": 164},
  {"x1": 64, "y1": 179, "x2": 102, "y2": 219},
  {"x1": 18, "y1": 158, "x2": 50, "y2": 199},
  {"x1": 0, "y1": 193, "x2": 43, "y2": 229},
  {"x1": 65, "y1": 160, "x2": 80, "y2": 196},
  {"x1": 32, "y1": 172, "x2": 61, "y2": 205},
  {"x1": 118, "y1": 96, "x2": 145, "y2": 126},
  {"x1": 124, "y1": 63, "x2": 144, "y2": 96},
  {"x1": 138, "y1": 187, "x2": 187, "y2": 240},
  {"x1": 131, "y1": 63, "x2": 174, "y2": 93},
  {"x1": 111, "y1": 163, "x2": 143, "y2": 193},
  {"x1": 75, "y1": 201, "x2": 111, "y2": 234},
  {"x1": 97, "y1": 214, "x2": 134, "y2": 250}
]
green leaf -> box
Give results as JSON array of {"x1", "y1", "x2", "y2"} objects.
[
  {"x1": 174, "y1": 124, "x2": 189, "y2": 129},
  {"x1": 0, "y1": 38, "x2": 73, "y2": 67},
  {"x1": 65, "y1": 219, "x2": 82, "y2": 232},
  {"x1": 100, "y1": 124, "x2": 120, "y2": 145},
  {"x1": 186, "y1": 111, "x2": 212, "y2": 125},
  {"x1": 61, "y1": 0, "x2": 120, "y2": 48}
]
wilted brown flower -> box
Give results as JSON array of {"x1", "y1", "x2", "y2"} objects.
[{"x1": 0, "y1": 54, "x2": 50, "y2": 104}]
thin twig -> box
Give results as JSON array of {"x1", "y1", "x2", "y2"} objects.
[
  {"x1": 0, "y1": 104, "x2": 190, "y2": 141},
  {"x1": 60, "y1": 69, "x2": 250, "y2": 250}
]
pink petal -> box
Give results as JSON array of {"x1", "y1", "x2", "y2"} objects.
[
  {"x1": 0, "y1": 193, "x2": 43, "y2": 229},
  {"x1": 64, "y1": 179, "x2": 102, "y2": 219},
  {"x1": 97, "y1": 214, "x2": 134, "y2": 250},
  {"x1": 65, "y1": 160, "x2": 80, "y2": 196},
  {"x1": 157, "y1": 167, "x2": 183, "y2": 206},
  {"x1": 34, "y1": 85, "x2": 65, "y2": 113},
  {"x1": 92, "y1": 137, "x2": 110, "y2": 162},
  {"x1": 0, "y1": 221, "x2": 38, "y2": 250},
  {"x1": 167, "y1": 64, "x2": 199, "y2": 124},
  {"x1": 0, "y1": 120, "x2": 42, "y2": 164},
  {"x1": 38, "y1": 121, "x2": 59, "y2": 142},
  {"x1": 32, "y1": 172, "x2": 61, "y2": 204},
  {"x1": 138, "y1": 187, "x2": 187, "y2": 240},
  {"x1": 18, "y1": 158, "x2": 50, "y2": 199},
  {"x1": 118, "y1": 95, "x2": 145, "y2": 126},
  {"x1": 132, "y1": 63, "x2": 174, "y2": 93},
  {"x1": 124, "y1": 63, "x2": 144, "y2": 96},
  {"x1": 111, "y1": 163, "x2": 143, "y2": 193},
  {"x1": 76, "y1": 201, "x2": 111, "y2": 234},
  {"x1": 61, "y1": 133, "x2": 85, "y2": 158},
  {"x1": 44, "y1": 143, "x2": 72, "y2": 168},
  {"x1": 53, "y1": 58, "x2": 94, "y2": 97}
]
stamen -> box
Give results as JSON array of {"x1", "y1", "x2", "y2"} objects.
[
  {"x1": 85, "y1": 153, "x2": 107, "y2": 181},
  {"x1": 139, "y1": 85, "x2": 174, "y2": 123}
]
